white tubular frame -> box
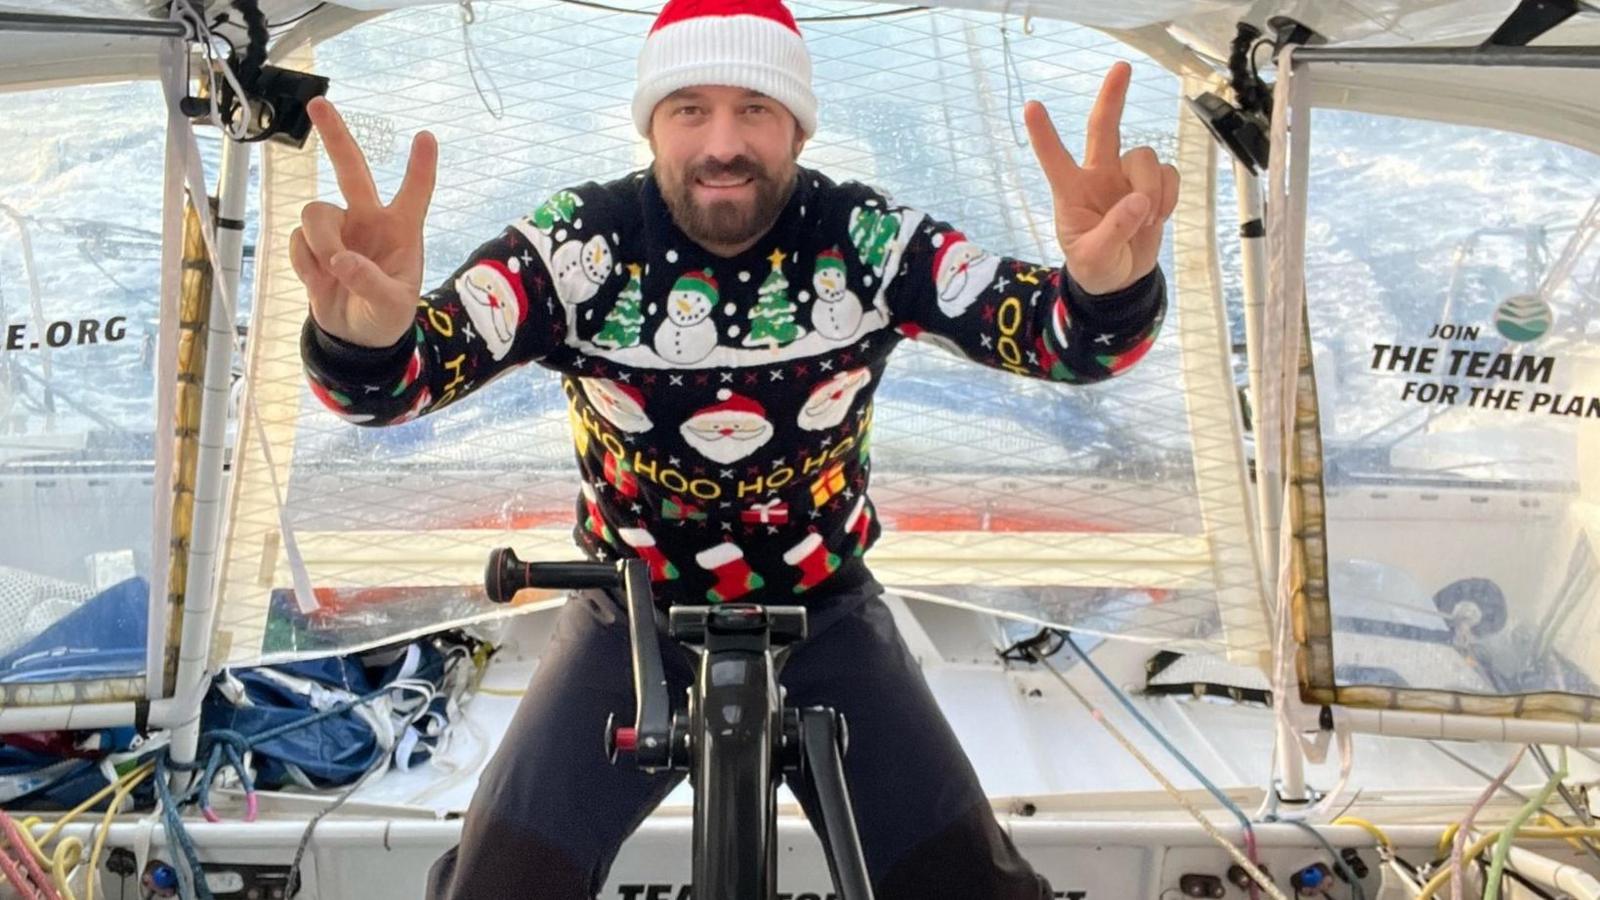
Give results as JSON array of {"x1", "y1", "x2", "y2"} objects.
[{"x1": 166, "y1": 131, "x2": 252, "y2": 765}]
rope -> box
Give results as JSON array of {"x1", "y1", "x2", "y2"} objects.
[
  {"x1": 84, "y1": 765, "x2": 154, "y2": 900},
  {"x1": 1484, "y1": 747, "x2": 1566, "y2": 900},
  {"x1": 1056, "y1": 634, "x2": 1262, "y2": 836},
  {"x1": 150, "y1": 675, "x2": 448, "y2": 898},
  {"x1": 1279, "y1": 819, "x2": 1365, "y2": 900},
  {"x1": 459, "y1": 0, "x2": 505, "y2": 121},
  {"x1": 0, "y1": 809, "x2": 61, "y2": 900},
  {"x1": 1414, "y1": 826, "x2": 1600, "y2": 900},
  {"x1": 1029, "y1": 635, "x2": 1287, "y2": 900},
  {"x1": 999, "y1": 14, "x2": 1028, "y2": 149},
  {"x1": 1448, "y1": 745, "x2": 1525, "y2": 900},
  {"x1": 1332, "y1": 817, "x2": 1392, "y2": 850},
  {"x1": 1, "y1": 761, "x2": 156, "y2": 900}
]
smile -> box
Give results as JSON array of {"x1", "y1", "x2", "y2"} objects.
[{"x1": 696, "y1": 177, "x2": 753, "y2": 191}]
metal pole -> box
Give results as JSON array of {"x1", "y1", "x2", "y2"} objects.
[
  {"x1": 1232, "y1": 157, "x2": 1307, "y2": 802},
  {"x1": 1233, "y1": 158, "x2": 1271, "y2": 580},
  {"x1": 1273, "y1": 714, "x2": 1309, "y2": 804},
  {"x1": 1290, "y1": 45, "x2": 1600, "y2": 67},
  {"x1": 167, "y1": 136, "x2": 251, "y2": 768},
  {"x1": 1334, "y1": 706, "x2": 1600, "y2": 747},
  {"x1": 0, "y1": 12, "x2": 188, "y2": 38},
  {"x1": 0, "y1": 697, "x2": 182, "y2": 734}
]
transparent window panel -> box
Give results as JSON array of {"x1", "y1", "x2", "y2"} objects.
[
  {"x1": 1304, "y1": 110, "x2": 1600, "y2": 699},
  {"x1": 223, "y1": 1, "x2": 1231, "y2": 664},
  {"x1": 0, "y1": 81, "x2": 168, "y2": 684}
]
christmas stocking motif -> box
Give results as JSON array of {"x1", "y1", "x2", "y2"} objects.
[
  {"x1": 618, "y1": 527, "x2": 678, "y2": 582},
  {"x1": 843, "y1": 496, "x2": 873, "y2": 556},
  {"x1": 581, "y1": 483, "x2": 614, "y2": 545},
  {"x1": 603, "y1": 450, "x2": 639, "y2": 498},
  {"x1": 696, "y1": 541, "x2": 764, "y2": 604},
  {"x1": 784, "y1": 531, "x2": 841, "y2": 594}
]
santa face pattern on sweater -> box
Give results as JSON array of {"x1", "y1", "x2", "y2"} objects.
[
  {"x1": 456, "y1": 259, "x2": 528, "y2": 361},
  {"x1": 931, "y1": 231, "x2": 1003, "y2": 319},
  {"x1": 679, "y1": 388, "x2": 774, "y2": 464},
  {"x1": 302, "y1": 167, "x2": 1167, "y2": 608},
  {"x1": 581, "y1": 377, "x2": 653, "y2": 433},
  {"x1": 797, "y1": 367, "x2": 870, "y2": 431}
]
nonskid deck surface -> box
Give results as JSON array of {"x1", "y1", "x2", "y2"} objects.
[{"x1": 336, "y1": 592, "x2": 1533, "y2": 816}]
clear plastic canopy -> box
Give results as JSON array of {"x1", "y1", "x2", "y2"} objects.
[
  {"x1": 211, "y1": 0, "x2": 1269, "y2": 667},
  {"x1": 1281, "y1": 65, "x2": 1600, "y2": 717}
]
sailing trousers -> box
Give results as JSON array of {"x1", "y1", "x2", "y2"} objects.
[{"x1": 424, "y1": 580, "x2": 1054, "y2": 899}]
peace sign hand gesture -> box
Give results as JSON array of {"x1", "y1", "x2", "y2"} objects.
[
  {"x1": 1024, "y1": 62, "x2": 1180, "y2": 297},
  {"x1": 291, "y1": 97, "x2": 439, "y2": 348}
]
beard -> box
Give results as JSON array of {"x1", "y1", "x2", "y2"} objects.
[{"x1": 658, "y1": 155, "x2": 795, "y2": 250}]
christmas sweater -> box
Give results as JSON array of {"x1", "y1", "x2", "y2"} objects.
[{"x1": 301, "y1": 167, "x2": 1166, "y2": 609}]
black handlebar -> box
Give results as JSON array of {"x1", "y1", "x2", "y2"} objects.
[
  {"x1": 484, "y1": 548, "x2": 620, "y2": 602},
  {"x1": 485, "y1": 548, "x2": 676, "y2": 770}
]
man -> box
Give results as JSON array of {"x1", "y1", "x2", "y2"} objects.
[{"x1": 293, "y1": 0, "x2": 1177, "y2": 895}]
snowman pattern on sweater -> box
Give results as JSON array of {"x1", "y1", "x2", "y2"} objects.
[
  {"x1": 655, "y1": 270, "x2": 722, "y2": 363},
  {"x1": 301, "y1": 167, "x2": 1167, "y2": 608},
  {"x1": 810, "y1": 247, "x2": 865, "y2": 340}
]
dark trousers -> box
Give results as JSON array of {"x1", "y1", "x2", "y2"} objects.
[{"x1": 426, "y1": 581, "x2": 1052, "y2": 899}]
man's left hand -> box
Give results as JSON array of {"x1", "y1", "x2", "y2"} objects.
[{"x1": 1024, "y1": 61, "x2": 1180, "y2": 296}]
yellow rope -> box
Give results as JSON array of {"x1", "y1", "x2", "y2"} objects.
[
  {"x1": 85, "y1": 766, "x2": 153, "y2": 900},
  {"x1": 473, "y1": 686, "x2": 527, "y2": 697},
  {"x1": 12, "y1": 762, "x2": 154, "y2": 900},
  {"x1": 1332, "y1": 816, "x2": 1392, "y2": 850},
  {"x1": 8, "y1": 819, "x2": 80, "y2": 900},
  {"x1": 1414, "y1": 826, "x2": 1600, "y2": 900}
]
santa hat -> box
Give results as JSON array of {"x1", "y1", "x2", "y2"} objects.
[
  {"x1": 816, "y1": 247, "x2": 845, "y2": 274},
  {"x1": 600, "y1": 378, "x2": 647, "y2": 411},
  {"x1": 695, "y1": 387, "x2": 765, "y2": 420},
  {"x1": 633, "y1": 0, "x2": 817, "y2": 137},
  {"x1": 672, "y1": 269, "x2": 719, "y2": 303},
  {"x1": 930, "y1": 231, "x2": 973, "y2": 284},
  {"x1": 479, "y1": 258, "x2": 529, "y2": 323}
]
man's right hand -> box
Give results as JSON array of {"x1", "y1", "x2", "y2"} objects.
[{"x1": 291, "y1": 97, "x2": 438, "y2": 349}]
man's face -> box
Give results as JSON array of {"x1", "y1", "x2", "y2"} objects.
[{"x1": 650, "y1": 85, "x2": 806, "y2": 254}]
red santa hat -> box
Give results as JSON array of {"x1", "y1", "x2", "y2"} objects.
[
  {"x1": 478, "y1": 258, "x2": 529, "y2": 324},
  {"x1": 930, "y1": 231, "x2": 973, "y2": 284},
  {"x1": 633, "y1": 0, "x2": 817, "y2": 137},
  {"x1": 612, "y1": 380, "x2": 647, "y2": 410},
  {"x1": 694, "y1": 387, "x2": 766, "y2": 421}
]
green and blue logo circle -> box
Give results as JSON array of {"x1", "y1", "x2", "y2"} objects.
[{"x1": 1494, "y1": 294, "x2": 1553, "y2": 342}]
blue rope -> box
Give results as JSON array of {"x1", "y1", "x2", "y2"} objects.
[
  {"x1": 154, "y1": 752, "x2": 216, "y2": 900},
  {"x1": 1055, "y1": 632, "x2": 1260, "y2": 838},
  {"x1": 154, "y1": 682, "x2": 407, "y2": 898},
  {"x1": 1055, "y1": 632, "x2": 1376, "y2": 897}
]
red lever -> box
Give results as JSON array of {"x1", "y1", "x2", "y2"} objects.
[{"x1": 614, "y1": 726, "x2": 637, "y2": 753}]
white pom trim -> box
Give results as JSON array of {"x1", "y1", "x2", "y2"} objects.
[{"x1": 696, "y1": 542, "x2": 746, "y2": 569}]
